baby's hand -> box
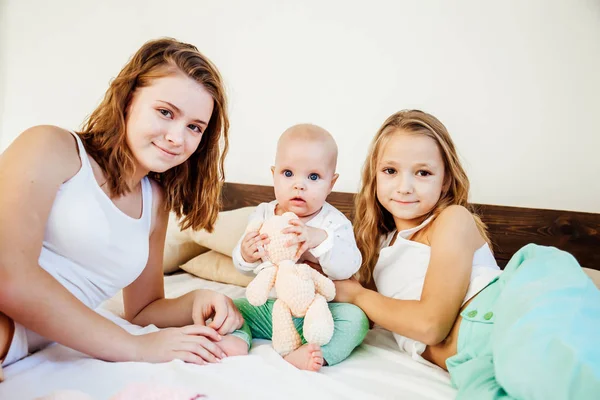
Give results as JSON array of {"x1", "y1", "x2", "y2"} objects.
[
  {"x1": 282, "y1": 219, "x2": 327, "y2": 259},
  {"x1": 240, "y1": 231, "x2": 269, "y2": 263}
]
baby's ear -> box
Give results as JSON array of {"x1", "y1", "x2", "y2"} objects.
[{"x1": 329, "y1": 173, "x2": 339, "y2": 192}]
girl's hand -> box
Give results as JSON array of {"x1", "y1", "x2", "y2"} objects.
[
  {"x1": 240, "y1": 231, "x2": 269, "y2": 263},
  {"x1": 282, "y1": 219, "x2": 327, "y2": 259},
  {"x1": 192, "y1": 290, "x2": 244, "y2": 335},
  {"x1": 334, "y1": 278, "x2": 365, "y2": 304},
  {"x1": 133, "y1": 325, "x2": 226, "y2": 365}
]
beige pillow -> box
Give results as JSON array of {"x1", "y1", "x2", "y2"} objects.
[
  {"x1": 187, "y1": 206, "x2": 256, "y2": 257},
  {"x1": 180, "y1": 250, "x2": 253, "y2": 287},
  {"x1": 163, "y1": 212, "x2": 210, "y2": 274}
]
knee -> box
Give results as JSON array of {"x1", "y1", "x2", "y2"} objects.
[
  {"x1": 337, "y1": 304, "x2": 368, "y2": 323},
  {"x1": 333, "y1": 304, "x2": 369, "y2": 332}
]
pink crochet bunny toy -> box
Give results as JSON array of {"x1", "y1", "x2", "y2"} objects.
[{"x1": 245, "y1": 212, "x2": 336, "y2": 356}]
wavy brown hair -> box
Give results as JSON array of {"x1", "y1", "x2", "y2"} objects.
[
  {"x1": 354, "y1": 110, "x2": 491, "y2": 285},
  {"x1": 78, "y1": 38, "x2": 229, "y2": 232}
]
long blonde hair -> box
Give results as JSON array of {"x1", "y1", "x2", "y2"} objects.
[
  {"x1": 79, "y1": 38, "x2": 229, "y2": 232},
  {"x1": 354, "y1": 110, "x2": 490, "y2": 285}
]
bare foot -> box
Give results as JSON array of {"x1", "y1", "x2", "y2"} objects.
[
  {"x1": 216, "y1": 335, "x2": 249, "y2": 357},
  {"x1": 284, "y1": 343, "x2": 323, "y2": 372}
]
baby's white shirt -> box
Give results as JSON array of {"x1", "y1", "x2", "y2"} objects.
[{"x1": 232, "y1": 200, "x2": 361, "y2": 280}]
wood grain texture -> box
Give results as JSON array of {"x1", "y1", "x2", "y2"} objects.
[{"x1": 221, "y1": 182, "x2": 600, "y2": 271}]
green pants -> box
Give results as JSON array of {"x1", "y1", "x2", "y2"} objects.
[
  {"x1": 232, "y1": 298, "x2": 369, "y2": 366},
  {"x1": 447, "y1": 244, "x2": 600, "y2": 399}
]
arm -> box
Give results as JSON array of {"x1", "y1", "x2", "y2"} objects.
[
  {"x1": 123, "y1": 182, "x2": 243, "y2": 335},
  {"x1": 245, "y1": 266, "x2": 278, "y2": 306},
  {"x1": 335, "y1": 206, "x2": 482, "y2": 345},
  {"x1": 309, "y1": 268, "x2": 336, "y2": 301},
  {"x1": 0, "y1": 126, "x2": 137, "y2": 361},
  {"x1": 0, "y1": 127, "x2": 228, "y2": 365},
  {"x1": 309, "y1": 218, "x2": 362, "y2": 280},
  {"x1": 285, "y1": 210, "x2": 361, "y2": 280},
  {"x1": 232, "y1": 205, "x2": 267, "y2": 274},
  {"x1": 232, "y1": 238, "x2": 260, "y2": 275}
]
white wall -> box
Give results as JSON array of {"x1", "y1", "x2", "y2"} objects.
[{"x1": 1, "y1": 0, "x2": 599, "y2": 213}]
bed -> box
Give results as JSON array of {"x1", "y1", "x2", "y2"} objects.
[{"x1": 1, "y1": 182, "x2": 598, "y2": 400}]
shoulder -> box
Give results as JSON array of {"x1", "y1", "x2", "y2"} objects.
[
  {"x1": 148, "y1": 178, "x2": 166, "y2": 214},
  {"x1": 257, "y1": 201, "x2": 274, "y2": 215},
  {"x1": 430, "y1": 205, "x2": 484, "y2": 248},
  {"x1": 262, "y1": 201, "x2": 275, "y2": 210},
  {"x1": 436, "y1": 204, "x2": 473, "y2": 222},
  {"x1": 14, "y1": 125, "x2": 78, "y2": 156},
  {"x1": 149, "y1": 179, "x2": 165, "y2": 205},
  {"x1": 321, "y1": 202, "x2": 350, "y2": 223},
  {"x1": 5, "y1": 125, "x2": 81, "y2": 178}
]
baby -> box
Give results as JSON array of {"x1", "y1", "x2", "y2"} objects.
[{"x1": 225, "y1": 124, "x2": 369, "y2": 372}]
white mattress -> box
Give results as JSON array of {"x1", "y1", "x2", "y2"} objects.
[{"x1": 0, "y1": 273, "x2": 456, "y2": 399}]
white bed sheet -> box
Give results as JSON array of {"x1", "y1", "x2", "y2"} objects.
[{"x1": 0, "y1": 273, "x2": 456, "y2": 400}]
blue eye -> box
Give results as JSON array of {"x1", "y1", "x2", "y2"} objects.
[
  {"x1": 283, "y1": 170, "x2": 293, "y2": 177},
  {"x1": 308, "y1": 173, "x2": 319, "y2": 181}
]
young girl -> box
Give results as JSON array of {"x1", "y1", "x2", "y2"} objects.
[
  {"x1": 0, "y1": 38, "x2": 243, "y2": 380},
  {"x1": 334, "y1": 110, "x2": 600, "y2": 399}
]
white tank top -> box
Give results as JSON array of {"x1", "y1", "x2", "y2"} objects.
[
  {"x1": 38, "y1": 132, "x2": 153, "y2": 310},
  {"x1": 373, "y1": 216, "x2": 501, "y2": 361}
]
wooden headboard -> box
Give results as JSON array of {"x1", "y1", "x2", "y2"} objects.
[{"x1": 221, "y1": 182, "x2": 600, "y2": 272}]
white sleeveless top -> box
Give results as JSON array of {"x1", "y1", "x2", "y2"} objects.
[
  {"x1": 38, "y1": 132, "x2": 153, "y2": 310},
  {"x1": 373, "y1": 216, "x2": 501, "y2": 362}
]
